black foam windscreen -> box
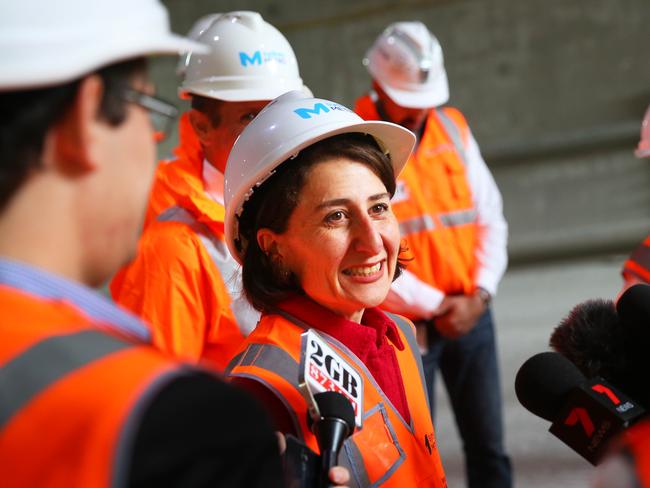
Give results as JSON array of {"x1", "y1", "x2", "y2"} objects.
[
  {"x1": 515, "y1": 351, "x2": 586, "y2": 422},
  {"x1": 313, "y1": 391, "x2": 356, "y2": 433},
  {"x1": 549, "y1": 299, "x2": 625, "y2": 382}
]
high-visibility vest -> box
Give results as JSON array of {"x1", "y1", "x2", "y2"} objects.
[
  {"x1": 622, "y1": 235, "x2": 650, "y2": 283},
  {"x1": 111, "y1": 113, "x2": 246, "y2": 369},
  {"x1": 355, "y1": 94, "x2": 479, "y2": 295},
  {"x1": 0, "y1": 285, "x2": 186, "y2": 487},
  {"x1": 226, "y1": 310, "x2": 447, "y2": 487},
  {"x1": 617, "y1": 420, "x2": 650, "y2": 486}
]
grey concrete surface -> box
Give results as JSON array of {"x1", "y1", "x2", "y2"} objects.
[{"x1": 434, "y1": 254, "x2": 626, "y2": 487}]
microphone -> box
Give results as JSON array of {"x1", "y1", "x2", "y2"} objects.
[
  {"x1": 310, "y1": 391, "x2": 355, "y2": 488},
  {"x1": 515, "y1": 351, "x2": 646, "y2": 465},
  {"x1": 549, "y1": 285, "x2": 650, "y2": 408}
]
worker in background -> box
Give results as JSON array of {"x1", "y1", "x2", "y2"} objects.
[
  {"x1": 619, "y1": 104, "x2": 650, "y2": 297},
  {"x1": 0, "y1": 1, "x2": 290, "y2": 485},
  {"x1": 355, "y1": 22, "x2": 512, "y2": 487},
  {"x1": 111, "y1": 11, "x2": 307, "y2": 369}
]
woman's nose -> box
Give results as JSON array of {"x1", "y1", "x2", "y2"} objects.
[{"x1": 353, "y1": 215, "x2": 383, "y2": 254}]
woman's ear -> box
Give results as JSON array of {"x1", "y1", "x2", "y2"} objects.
[
  {"x1": 51, "y1": 74, "x2": 104, "y2": 175},
  {"x1": 257, "y1": 228, "x2": 282, "y2": 257}
]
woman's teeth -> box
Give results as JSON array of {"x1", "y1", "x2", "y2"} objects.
[{"x1": 343, "y1": 262, "x2": 382, "y2": 277}]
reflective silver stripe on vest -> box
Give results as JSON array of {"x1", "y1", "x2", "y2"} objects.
[
  {"x1": 435, "y1": 107, "x2": 467, "y2": 164},
  {"x1": 438, "y1": 208, "x2": 478, "y2": 227},
  {"x1": 226, "y1": 343, "x2": 300, "y2": 389},
  {"x1": 226, "y1": 343, "x2": 302, "y2": 438},
  {"x1": 157, "y1": 206, "x2": 260, "y2": 335},
  {"x1": 0, "y1": 330, "x2": 130, "y2": 430},
  {"x1": 629, "y1": 243, "x2": 650, "y2": 269},
  {"x1": 399, "y1": 208, "x2": 477, "y2": 237},
  {"x1": 386, "y1": 313, "x2": 430, "y2": 414},
  {"x1": 399, "y1": 214, "x2": 436, "y2": 236}
]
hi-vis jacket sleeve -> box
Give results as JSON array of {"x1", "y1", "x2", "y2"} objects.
[
  {"x1": 387, "y1": 130, "x2": 508, "y2": 319},
  {"x1": 111, "y1": 223, "x2": 241, "y2": 367}
]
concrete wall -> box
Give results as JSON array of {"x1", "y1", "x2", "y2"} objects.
[{"x1": 157, "y1": 0, "x2": 650, "y2": 264}]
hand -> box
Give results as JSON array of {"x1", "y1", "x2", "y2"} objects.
[
  {"x1": 328, "y1": 465, "x2": 351, "y2": 487},
  {"x1": 431, "y1": 293, "x2": 486, "y2": 339}
]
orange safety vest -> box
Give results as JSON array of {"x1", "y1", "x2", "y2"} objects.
[
  {"x1": 355, "y1": 94, "x2": 479, "y2": 295},
  {"x1": 111, "y1": 112, "x2": 245, "y2": 370},
  {"x1": 0, "y1": 285, "x2": 185, "y2": 487},
  {"x1": 622, "y1": 235, "x2": 650, "y2": 284},
  {"x1": 226, "y1": 310, "x2": 447, "y2": 487},
  {"x1": 617, "y1": 420, "x2": 650, "y2": 486}
]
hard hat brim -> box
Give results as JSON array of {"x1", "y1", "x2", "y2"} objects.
[
  {"x1": 0, "y1": 34, "x2": 209, "y2": 91},
  {"x1": 378, "y1": 74, "x2": 450, "y2": 109}
]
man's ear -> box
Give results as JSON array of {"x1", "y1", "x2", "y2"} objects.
[
  {"x1": 188, "y1": 109, "x2": 213, "y2": 145},
  {"x1": 51, "y1": 74, "x2": 104, "y2": 175}
]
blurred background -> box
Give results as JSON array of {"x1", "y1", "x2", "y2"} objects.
[{"x1": 153, "y1": 1, "x2": 650, "y2": 485}]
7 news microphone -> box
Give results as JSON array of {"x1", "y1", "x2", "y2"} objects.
[
  {"x1": 515, "y1": 351, "x2": 646, "y2": 465},
  {"x1": 549, "y1": 284, "x2": 650, "y2": 409}
]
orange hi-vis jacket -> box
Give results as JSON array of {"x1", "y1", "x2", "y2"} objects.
[
  {"x1": 619, "y1": 420, "x2": 650, "y2": 486},
  {"x1": 355, "y1": 94, "x2": 479, "y2": 295},
  {"x1": 623, "y1": 235, "x2": 650, "y2": 283},
  {"x1": 226, "y1": 311, "x2": 447, "y2": 487},
  {"x1": 111, "y1": 113, "x2": 245, "y2": 370},
  {"x1": 0, "y1": 285, "x2": 185, "y2": 487}
]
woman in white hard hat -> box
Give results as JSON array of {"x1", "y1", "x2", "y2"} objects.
[{"x1": 224, "y1": 91, "x2": 447, "y2": 487}]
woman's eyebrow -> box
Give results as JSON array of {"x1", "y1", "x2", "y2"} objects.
[{"x1": 316, "y1": 192, "x2": 390, "y2": 210}]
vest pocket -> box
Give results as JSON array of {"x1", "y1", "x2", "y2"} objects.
[{"x1": 343, "y1": 403, "x2": 406, "y2": 487}]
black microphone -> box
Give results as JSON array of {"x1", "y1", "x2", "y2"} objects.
[
  {"x1": 515, "y1": 351, "x2": 646, "y2": 465},
  {"x1": 310, "y1": 391, "x2": 355, "y2": 488},
  {"x1": 550, "y1": 286, "x2": 650, "y2": 409}
]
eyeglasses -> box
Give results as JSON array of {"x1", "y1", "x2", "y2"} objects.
[{"x1": 119, "y1": 88, "x2": 178, "y2": 142}]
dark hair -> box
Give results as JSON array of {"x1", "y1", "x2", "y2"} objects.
[
  {"x1": 238, "y1": 132, "x2": 407, "y2": 313},
  {"x1": 191, "y1": 95, "x2": 224, "y2": 127},
  {"x1": 0, "y1": 57, "x2": 147, "y2": 211}
]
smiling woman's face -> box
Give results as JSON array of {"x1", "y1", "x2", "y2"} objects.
[{"x1": 258, "y1": 157, "x2": 400, "y2": 322}]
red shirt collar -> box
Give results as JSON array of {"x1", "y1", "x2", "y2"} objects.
[{"x1": 275, "y1": 294, "x2": 404, "y2": 363}]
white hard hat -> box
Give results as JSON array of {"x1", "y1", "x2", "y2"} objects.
[
  {"x1": 0, "y1": 0, "x2": 208, "y2": 91},
  {"x1": 363, "y1": 21, "x2": 449, "y2": 109},
  {"x1": 176, "y1": 13, "x2": 222, "y2": 76},
  {"x1": 224, "y1": 90, "x2": 416, "y2": 263},
  {"x1": 635, "y1": 104, "x2": 650, "y2": 158},
  {"x1": 181, "y1": 11, "x2": 304, "y2": 101}
]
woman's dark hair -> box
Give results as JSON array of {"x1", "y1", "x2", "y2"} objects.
[
  {"x1": 0, "y1": 57, "x2": 147, "y2": 211},
  {"x1": 238, "y1": 131, "x2": 407, "y2": 313}
]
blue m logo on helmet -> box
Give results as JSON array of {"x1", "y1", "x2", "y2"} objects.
[
  {"x1": 294, "y1": 103, "x2": 330, "y2": 120},
  {"x1": 239, "y1": 50, "x2": 287, "y2": 67}
]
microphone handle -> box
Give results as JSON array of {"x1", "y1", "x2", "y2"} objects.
[{"x1": 319, "y1": 448, "x2": 338, "y2": 488}]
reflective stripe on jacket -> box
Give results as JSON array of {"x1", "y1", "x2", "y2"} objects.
[
  {"x1": 110, "y1": 112, "x2": 246, "y2": 370},
  {"x1": 0, "y1": 285, "x2": 184, "y2": 487},
  {"x1": 622, "y1": 235, "x2": 650, "y2": 283},
  {"x1": 226, "y1": 310, "x2": 447, "y2": 488},
  {"x1": 355, "y1": 94, "x2": 479, "y2": 294}
]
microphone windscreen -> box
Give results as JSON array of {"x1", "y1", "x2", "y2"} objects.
[
  {"x1": 515, "y1": 351, "x2": 585, "y2": 422},
  {"x1": 549, "y1": 299, "x2": 625, "y2": 381},
  {"x1": 314, "y1": 391, "x2": 356, "y2": 433}
]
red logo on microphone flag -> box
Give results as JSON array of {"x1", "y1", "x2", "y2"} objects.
[
  {"x1": 591, "y1": 384, "x2": 621, "y2": 405},
  {"x1": 564, "y1": 407, "x2": 595, "y2": 437}
]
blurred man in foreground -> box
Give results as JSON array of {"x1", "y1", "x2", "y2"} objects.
[{"x1": 0, "y1": 1, "x2": 348, "y2": 486}]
